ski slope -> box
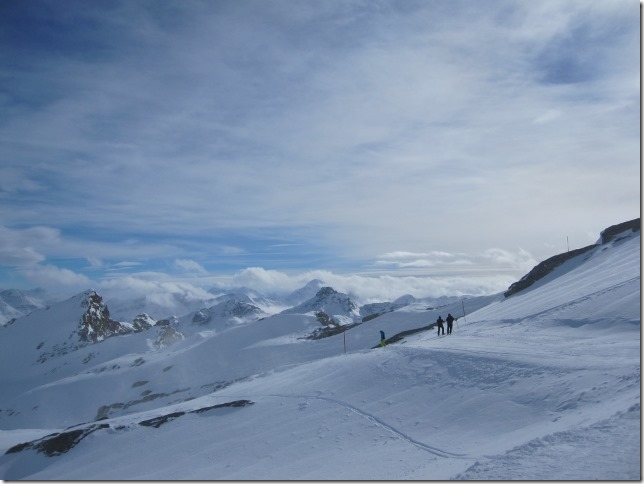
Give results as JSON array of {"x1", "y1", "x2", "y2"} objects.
[{"x1": 0, "y1": 227, "x2": 639, "y2": 479}]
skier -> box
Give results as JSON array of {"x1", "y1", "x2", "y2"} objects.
[
  {"x1": 436, "y1": 316, "x2": 445, "y2": 336},
  {"x1": 379, "y1": 330, "x2": 386, "y2": 347},
  {"x1": 446, "y1": 313, "x2": 455, "y2": 335}
]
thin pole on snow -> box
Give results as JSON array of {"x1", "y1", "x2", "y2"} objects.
[
  {"x1": 343, "y1": 330, "x2": 347, "y2": 354},
  {"x1": 460, "y1": 299, "x2": 467, "y2": 327}
]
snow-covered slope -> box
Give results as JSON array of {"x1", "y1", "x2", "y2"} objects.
[{"x1": 0, "y1": 224, "x2": 639, "y2": 480}]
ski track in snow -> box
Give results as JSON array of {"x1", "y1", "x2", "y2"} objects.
[
  {"x1": 519, "y1": 275, "x2": 640, "y2": 320},
  {"x1": 225, "y1": 392, "x2": 470, "y2": 459}
]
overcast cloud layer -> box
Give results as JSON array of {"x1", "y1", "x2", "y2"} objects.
[{"x1": 0, "y1": 0, "x2": 639, "y2": 301}]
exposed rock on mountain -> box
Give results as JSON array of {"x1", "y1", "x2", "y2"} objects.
[
  {"x1": 504, "y1": 218, "x2": 640, "y2": 298},
  {"x1": 504, "y1": 245, "x2": 595, "y2": 298},
  {"x1": 154, "y1": 320, "x2": 185, "y2": 349},
  {"x1": 78, "y1": 292, "x2": 131, "y2": 343},
  {"x1": 131, "y1": 314, "x2": 156, "y2": 332},
  {"x1": 599, "y1": 218, "x2": 640, "y2": 244},
  {"x1": 8, "y1": 400, "x2": 254, "y2": 457}
]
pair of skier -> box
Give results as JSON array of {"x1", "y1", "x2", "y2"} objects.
[{"x1": 436, "y1": 313, "x2": 456, "y2": 336}]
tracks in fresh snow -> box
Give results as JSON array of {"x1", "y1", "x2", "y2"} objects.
[
  {"x1": 523, "y1": 275, "x2": 640, "y2": 320},
  {"x1": 308, "y1": 394, "x2": 469, "y2": 458},
  {"x1": 253, "y1": 392, "x2": 469, "y2": 459}
]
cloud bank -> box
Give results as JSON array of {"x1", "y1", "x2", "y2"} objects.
[{"x1": 0, "y1": 0, "x2": 638, "y2": 301}]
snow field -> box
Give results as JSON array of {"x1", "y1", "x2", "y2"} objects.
[{"x1": 0, "y1": 227, "x2": 639, "y2": 479}]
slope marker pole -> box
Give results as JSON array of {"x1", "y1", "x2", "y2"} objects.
[{"x1": 461, "y1": 299, "x2": 467, "y2": 327}]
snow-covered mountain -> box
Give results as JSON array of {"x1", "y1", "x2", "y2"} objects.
[
  {"x1": 280, "y1": 286, "x2": 360, "y2": 323},
  {"x1": 0, "y1": 220, "x2": 639, "y2": 480},
  {"x1": 208, "y1": 286, "x2": 282, "y2": 312},
  {"x1": 179, "y1": 297, "x2": 267, "y2": 333},
  {"x1": 0, "y1": 289, "x2": 48, "y2": 326}
]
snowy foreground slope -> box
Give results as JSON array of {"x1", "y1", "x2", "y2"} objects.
[{"x1": 0, "y1": 226, "x2": 640, "y2": 479}]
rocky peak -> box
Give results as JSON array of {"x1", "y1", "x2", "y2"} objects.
[
  {"x1": 313, "y1": 287, "x2": 358, "y2": 312},
  {"x1": 77, "y1": 291, "x2": 128, "y2": 343},
  {"x1": 132, "y1": 313, "x2": 156, "y2": 332},
  {"x1": 154, "y1": 324, "x2": 185, "y2": 349}
]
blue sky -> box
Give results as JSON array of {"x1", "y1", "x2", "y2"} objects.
[{"x1": 0, "y1": 0, "x2": 640, "y2": 301}]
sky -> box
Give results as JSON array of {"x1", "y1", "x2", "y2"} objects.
[{"x1": 0, "y1": 0, "x2": 640, "y2": 302}]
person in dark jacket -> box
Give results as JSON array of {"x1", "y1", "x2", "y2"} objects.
[
  {"x1": 446, "y1": 313, "x2": 455, "y2": 334},
  {"x1": 436, "y1": 316, "x2": 445, "y2": 336},
  {"x1": 380, "y1": 330, "x2": 386, "y2": 347}
]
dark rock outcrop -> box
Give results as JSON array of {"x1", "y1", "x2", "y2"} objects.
[
  {"x1": 131, "y1": 313, "x2": 155, "y2": 332},
  {"x1": 6, "y1": 424, "x2": 109, "y2": 457},
  {"x1": 78, "y1": 292, "x2": 132, "y2": 343},
  {"x1": 77, "y1": 293, "x2": 161, "y2": 344},
  {"x1": 504, "y1": 245, "x2": 596, "y2": 298},
  {"x1": 599, "y1": 218, "x2": 640, "y2": 244},
  {"x1": 7, "y1": 401, "x2": 254, "y2": 457},
  {"x1": 154, "y1": 324, "x2": 185, "y2": 349},
  {"x1": 504, "y1": 219, "x2": 640, "y2": 298}
]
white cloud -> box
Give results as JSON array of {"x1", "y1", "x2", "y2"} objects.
[
  {"x1": 229, "y1": 267, "x2": 299, "y2": 293},
  {"x1": 86, "y1": 257, "x2": 104, "y2": 269},
  {"x1": 174, "y1": 259, "x2": 207, "y2": 274},
  {"x1": 219, "y1": 266, "x2": 516, "y2": 303},
  {"x1": 0, "y1": 226, "x2": 60, "y2": 266},
  {"x1": 481, "y1": 248, "x2": 537, "y2": 272},
  {"x1": 0, "y1": 244, "x2": 45, "y2": 267},
  {"x1": 98, "y1": 275, "x2": 214, "y2": 304},
  {"x1": 373, "y1": 248, "x2": 536, "y2": 274},
  {"x1": 22, "y1": 264, "x2": 91, "y2": 289},
  {"x1": 111, "y1": 261, "x2": 144, "y2": 270},
  {"x1": 0, "y1": 1, "x2": 637, "y2": 296}
]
